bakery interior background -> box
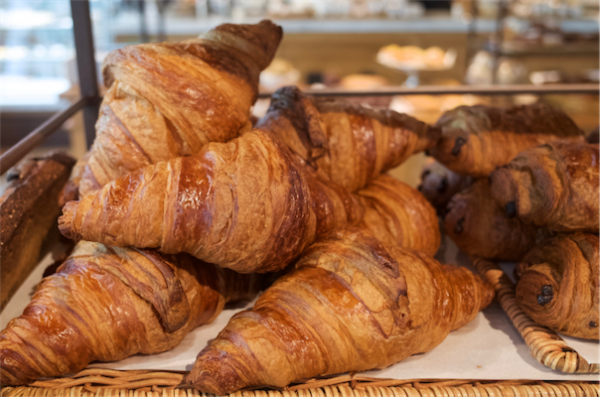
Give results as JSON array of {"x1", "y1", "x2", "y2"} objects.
[{"x1": 1, "y1": 0, "x2": 598, "y2": 188}]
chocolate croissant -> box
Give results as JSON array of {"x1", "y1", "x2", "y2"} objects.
[
  {"x1": 185, "y1": 228, "x2": 493, "y2": 394},
  {"x1": 418, "y1": 160, "x2": 473, "y2": 215},
  {"x1": 490, "y1": 142, "x2": 599, "y2": 232},
  {"x1": 79, "y1": 20, "x2": 282, "y2": 197},
  {"x1": 515, "y1": 233, "x2": 599, "y2": 340},
  {"x1": 256, "y1": 86, "x2": 440, "y2": 192},
  {"x1": 444, "y1": 179, "x2": 550, "y2": 261},
  {"x1": 430, "y1": 103, "x2": 584, "y2": 177},
  {"x1": 0, "y1": 241, "x2": 263, "y2": 386}
]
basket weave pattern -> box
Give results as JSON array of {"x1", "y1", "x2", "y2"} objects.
[
  {"x1": 2, "y1": 370, "x2": 599, "y2": 397},
  {"x1": 471, "y1": 256, "x2": 599, "y2": 374},
  {"x1": 2, "y1": 257, "x2": 598, "y2": 396}
]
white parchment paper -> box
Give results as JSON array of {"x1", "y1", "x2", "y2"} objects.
[{"x1": 2, "y1": 235, "x2": 598, "y2": 381}]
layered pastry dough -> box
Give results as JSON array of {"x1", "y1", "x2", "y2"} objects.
[
  {"x1": 79, "y1": 21, "x2": 282, "y2": 196},
  {"x1": 257, "y1": 86, "x2": 440, "y2": 192},
  {"x1": 0, "y1": 242, "x2": 263, "y2": 385},
  {"x1": 60, "y1": 129, "x2": 440, "y2": 273},
  {"x1": 359, "y1": 174, "x2": 440, "y2": 256},
  {"x1": 515, "y1": 233, "x2": 599, "y2": 340},
  {"x1": 444, "y1": 180, "x2": 550, "y2": 261},
  {"x1": 185, "y1": 228, "x2": 493, "y2": 394},
  {"x1": 60, "y1": 130, "x2": 364, "y2": 273},
  {"x1": 430, "y1": 103, "x2": 584, "y2": 177},
  {"x1": 490, "y1": 142, "x2": 599, "y2": 232}
]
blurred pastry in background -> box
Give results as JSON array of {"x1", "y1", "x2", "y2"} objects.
[
  {"x1": 266, "y1": 0, "x2": 315, "y2": 18},
  {"x1": 256, "y1": 58, "x2": 302, "y2": 118},
  {"x1": 339, "y1": 72, "x2": 391, "y2": 108},
  {"x1": 340, "y1": 73, "x2": 389, "y2": 91},
  {"x1": 465, "y1": 51, "x2": 527, "y2": 85},
  {"x1": 259, "y1": 58, "x2": 301, "y2": 92},
  {"x1": 530, "y1": 69, "x2": 600, "y2": 85},
  {"x1": 496, "y1": 58, "x2": 528, "y2": 85},
  {"x1": 465, "y1": 51, "x2": 494, "y2": 85},
  {"x1": 389, "y1": 80, "x2": 488, "y2": 125},
  {"x1": 379, "y1": 44, "x2": 424, "y2": 66},
  {"x1": 424, "y1": 46, "x2": 446, "y2": 68},
  {"x1": 378, "y1": 45, "x2": 453, "y2": 70}
]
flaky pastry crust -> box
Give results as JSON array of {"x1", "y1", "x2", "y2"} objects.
[
  {"x1": 256, "y1": 86, "x2": 440, "y2": 192},
  {"x1": 185, "y1": 228, "x2": 493, "y2": 394},
  {"x1": 490, "y1": 142, "x2": 599, "y2": 232},
  {"x1": 515, "y1": 233, "x2": 599, "y2": 340},
  {"x1": 0, "y1": 242, "x2": 262, "y2": 385},
  {"x1": 79, "y1": 21, "x2": 282, "y2": 196},
  {"x1": 430, "y1": 103, "x2": 584, "y2": 177},
  {"x1": 444, "y1": 179, "x2": 550, "y2": 261}
]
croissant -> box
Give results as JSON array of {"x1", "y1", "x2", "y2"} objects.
[
  {"x1": 185, "y1": 228, "x2": 493, "y2": 394},
  {"x1": 60, "y1": 129, "x2": 366, "y2": 273},
  {"x1": 358, "y1": 174, "x2": 440, "y2": 256},
  {"x1": 418, "y1": 160, "x2": 473, "y2": 215},
  {"x1": 444, "y1": 179, "x2": 551, "y2": 261},
  {"x1": 490, "y1": 141, "x2": 599, "y2": 232},
  {"x1": 61, "y1": 125, "x2": 443, "y2": 273},
  {"x1": 256, "y1": 86, "x2": 440, "y2": 192},
  {"x1": 78, "y1": 20, "x2": 282, "y2": 196},
  {"x1": 430, "y1": 103, "x2": 584, "y2": 177},
  {"x1": 515, "y1": 233, "x2": 599, "y2": 340},
  {"x1": 0, "y1": 241, "x2": 263, "y2": 386}
]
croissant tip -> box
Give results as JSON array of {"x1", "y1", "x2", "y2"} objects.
[
  {"x1": 187, "y1": 347, "x2": 248, "y2": 395},
  {"x1": 58, "y1": 201, "x2": 77, "y2": 240},
  {"x1": 0, "y1": 345, "x2": 32, "y2": 386}
]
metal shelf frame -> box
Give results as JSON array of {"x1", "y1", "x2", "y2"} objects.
[{"x1": 0, "y1": 0, "x2": 598, "y2": 175}]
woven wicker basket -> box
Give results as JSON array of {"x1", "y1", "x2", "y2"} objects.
[
  {"x1": 2, "y1": 251, "x2": 598, "y2": 397},
  {"x1": 472, "y1": 256, "x2": 599, "y2": 374},
  {"x1": 2, "y1": 372, "x2": 599, "y2": 397}
]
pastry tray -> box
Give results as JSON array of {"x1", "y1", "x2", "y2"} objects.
[{"x1": 2, "y1": 232, "x2": 598, "y2": 396}]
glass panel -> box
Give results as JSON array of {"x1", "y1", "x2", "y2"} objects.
[{"x1": 0, "y1": 0, "x2": 74, "y2": 106}]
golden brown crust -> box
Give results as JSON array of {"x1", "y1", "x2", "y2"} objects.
[
  {"x1": 0, "y1": 241, "x2": 262, "y2": 386},
  {"x1": 358, "y1": 174, "x2": 440, "y2": 256},
  {"x1": 185, "y1": 228, "x2": 493, "y2": 394},
  {"x1": 256, "y1": 86, "x2": 440, "y2": 192},
  {"x1": 201, "y1": 20, "x2": 283, "y2": 71},
  {"x1": 60, "y1": 129, "x2": 365, "y2": 274},
  {"x1": 1, "y1": 152, "x2": 75, "y2": 309},
  {"x1": 490, "y1": 142, "x2": 599, "y2": 232},
  {"x1": 418, "y1": 160, "x2": 473, "y2": 215},
  {"x1": 79, "y1": 21, "x2": 282, "y2": 196},
  {"x1": 430, "y1": 103, "x2": 584, "y2": 177},
  {"x1": 444, "y1": 179, "x2": 551, "y2": 261},
  {"x1": 515, "y1": 233, "x2": 599, "y2": 340},
  {"x1": 60, "y1": 129, "x2": 443, "y2": 273}
]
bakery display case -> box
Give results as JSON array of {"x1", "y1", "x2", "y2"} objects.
[{"x1": 0, "y1": 2, "x2": 599, "y2": 396}]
